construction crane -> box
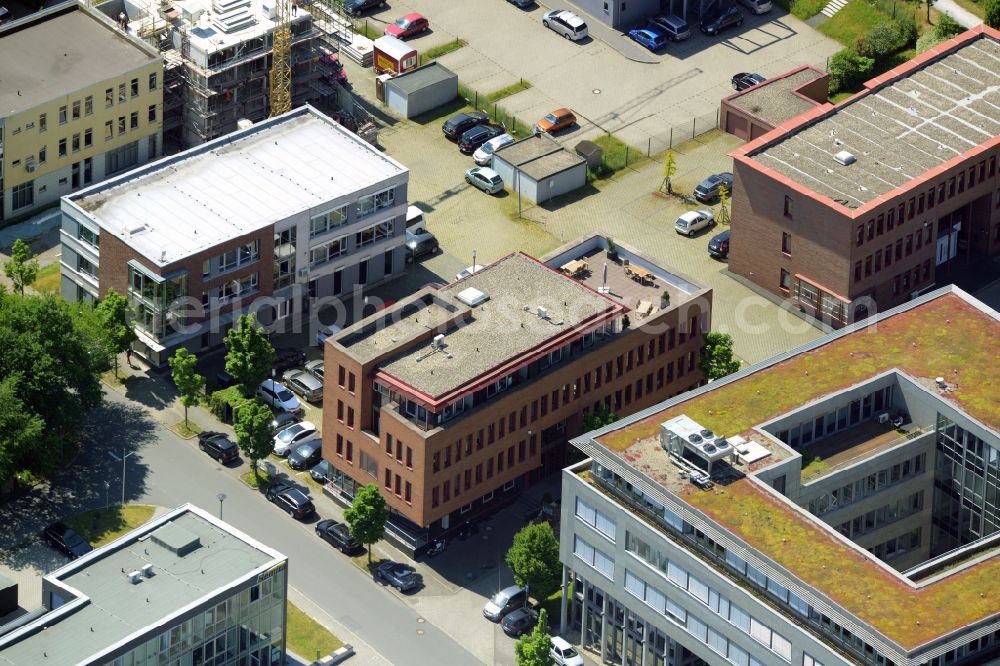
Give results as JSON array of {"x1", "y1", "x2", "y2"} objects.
[{"x1": 269, "y1": 0, "x2": 293, "y2": 116}]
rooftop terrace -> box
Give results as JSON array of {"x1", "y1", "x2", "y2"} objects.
[
  {"x1": 589, "y1": 287, "x2": 1000, "y2": 648},
  {"x1": 742, "y1": 29, "x2": 1000, "y2": 210}
]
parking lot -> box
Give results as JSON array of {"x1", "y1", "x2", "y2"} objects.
[{"x1": 342, "y1": 0, "x2": 841, "y2": 148}]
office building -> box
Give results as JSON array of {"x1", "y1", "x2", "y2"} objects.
[
  {"x1": 560, "y1": 286, "x2": 1000, "y2": 666},
  {"x1": 0, "y1": 3, "x2": 163, "y2": 223},
  {"x1": 322, "y1": 236, "x2": 712, "y2": 553},
  {"x1": 729, "y1": 27, "x2": 1000, "y2": 328},
  {"x1": 60, "y1": 105, "x2": 409, "y2": 367},
  {"x1": 0, "y1": 504, "x2": 288, "y2": 666}
]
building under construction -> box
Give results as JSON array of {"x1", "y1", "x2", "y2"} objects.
[{"x1": 113, "y1": 0, "x2": 340, "y2": 148}]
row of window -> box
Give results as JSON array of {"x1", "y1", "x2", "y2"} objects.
[
  {"x1": 855, "y1": 156, "x2": 996, "y2": 248},
  {"x1": 573, "y1": 534, "x2": 615, "y2": 579},
  {"x1": 201, "y1": 272, "x2": 259, "y2": 306},
  {"x1": 835, "y1": 490, "x2": 924, "y2": 539},
  {"x1": 203, "y1": 240, "x2": 261, "y2": 277},
  {"x1": 778, "y1": 274, "x2": 848, "y2": 325},
  {"x1": 430, "y1": 444, "x2": 528, "y2": 508},
  {"x1": 888, "y1": 261, "x2": 933, "y2": 297},
  {"x1": 866, "y1": 527, "x2": 921, "y2": 561},
  {"x1": 854, "y1": 227, "x2": 933, "y2": 284},
  {"x1": 575, "y1": 497, "x2": 617, "y2": 541},
  {"x1": 807, "y1": 452, "x2": 927, "y2": 516}
]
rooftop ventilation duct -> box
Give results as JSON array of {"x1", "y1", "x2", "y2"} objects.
[
  {"x1": 833, "y1": 150, "x2": 856, "y2": 166},
  {"x1": 127, "y1": 570, "x2": 142, "y2": 584},
  {"x1": 537, "y1": 306, "x2": 549, "y2": 320},
  {"x1": 432, "y1": 334, "x2": 445, "y2": 350},
  {"x1": 456, "y1": 287, "x2": 488, "y2": 307}
]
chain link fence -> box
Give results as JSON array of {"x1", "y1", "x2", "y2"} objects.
[{"x1": 643, "y1": 109, "x2": 722, "y2": 157}]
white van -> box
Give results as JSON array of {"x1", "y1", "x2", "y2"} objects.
[{"x1": 405, "y1": 205, "x2": 426, "y2": 233}]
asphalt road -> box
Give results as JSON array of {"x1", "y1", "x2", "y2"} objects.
[{"x1": 89, "y1": 388, "x2": 481, "y2": 666}]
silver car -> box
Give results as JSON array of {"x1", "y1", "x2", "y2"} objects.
[
  {"x1": 542, "y1": 10, "x2": 588, "y2": 41},
  {"x1": 465, "y1": 167, "x2": 504, "y2": 195},
  {"x1": 304, "y1": 359, "x2": 324, "y2": 381},
  {"x1": 282, "y1": 369, "x2": 323, "y2": 403}
]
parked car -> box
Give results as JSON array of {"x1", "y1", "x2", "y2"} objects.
[
  {"x1": 342, "y1": 0, "x2": 383, "y2": 16},
  {"x1": 405, "y1": 205, "x2": 426, "y2": 232},
  {"x1": 700, "y1": 5, "x2": 743, "y2": 34},
  {"x1": 501, "y1": 607, "x2": 539, "y2": 637},
  {"x1": 384, "y1": 12, "x2": 429, "y2": 38},
  {"x1": 465, "y1": 167, "x2": 504, "y2": 194},
  {"x1": 271, "y1": 409, "x2": 301, "y2": 435},
  {"x1": 693, "y1": 172, "x2": 734, "y2": 202},
  {"x1": 315, "y1": 518, "x2": 361, "y2": 553},
  {"x1": 738, "y1": 0, "x2": 773, "y2": 13},
  {"x1": 310, "y1": 459, "x2": 332, "y2": 483},
  {"x1": 288, "y1": 441, "x2": 323, "y2": 470},
  {"x1": 458, "y1": 124, "x2": 506, "y2": 154},
  {"x1": 442, "y1": 111, "x2": 489, "y2": 141},
  {"x1": 675, "y1": 209, "x2": 715, "y2": 236},
  {"x1": 273, "y1": 421, "x2": 319, "y2": 456},
  {"x1": 483, "y1": 585, "x2": 528, "y2": 621},
  {"x1": 304, "y1": 359, "x2": 324, "y2": 381},
  {"x1": 647, "y1": 14, "x2": 691, "y2": 40},
  {"x1": 198, "y1": 431, "x2": 239, "y2": 463},
  {"x1": 315, "y1": 323, "x2": 343, "y2": 347},
  {"x1": 550, "y1": 636, "x2": 585, "y2": 666},
  {"x1": 542, "y1": 9, "x2": 588, "y2": 40},
  {"x1": 406, "y1": 229, "x2": 439, "y2": 259},
  {"x1": 708, "y1": 228, "x2": 732, "y2": 259},
  {"x1": 456, "y1": 264, "x2": 484, "y2": 280},
  {"x1": 0, "y1": 6, "x2": 11, "y2": 25},
  {"x1": 628, "y1": 26, "x2": 667, "y2": 51},
  {"x1": 282, "y1": 369, "x2": 323, "y2": 403},
  {"x1": 375, "y1": 561, "x2": 421, "y2": 592},
  {"x1": 272, "y1": 347, "x2": 306, "y2": 373},
  {"x1": 257, "y1": 379, "x2": 302, "y2": 414},
  {"x1": 265, "y1": 481, "x2": 315, "y2": 519},
  {"x1": 535, "y1": 108, "x2": 575, "y2": 134},
  {"x1": 42, "y1": 522, "x2": 93, "y2": 559},
  {"x1": 473, "y1": 133, "x2": 515, "y2": 166},
  {"x1": 507, "y1": 0, "x2": 534, "y2": 7},
  {"x1": 732, "y1": 72, "x2": 766, "y2": 91}
]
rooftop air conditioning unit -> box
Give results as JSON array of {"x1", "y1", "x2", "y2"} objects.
[
  {"x1": 432, "y1": 334, "x2": 445, "y2": 350},
  {"x1": 127, "y1": 570, "x2": 142, "y2": 584},
  {"x1": 537, "y1": 306, "x2": 549, "y2": 320},
  {"x1": 833, "y1": 150, "x2": 856, "y2": 166},
  {"x1": 141, "y1": 563, "x2": 155, "y2": 578}
]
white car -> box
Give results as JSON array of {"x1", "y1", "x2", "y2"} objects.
[
  {"x1": 542, "y1": 9, "x2": 588, "y2": 41},
  {"x1": 674, "y1": 209, "x2": 715, "y2": 236},
  {"x1": 257, "y1": 379, "x2": 302, "y2": 414},
  {"x1": 315, "y1": 323, "x2": 343, "y2": 347},
  {"x1": 273, "y1": 421, "x2": 319, "y2": 457},
  {"x1": 550, "y1": 636, "x2": 585, "y2": 666},
  {"x1": 473, "y1": 133, "x2": 515, "y2": 166},
  {"x1": 456, "y1": 264, "x2": 484, "y2": 280}
]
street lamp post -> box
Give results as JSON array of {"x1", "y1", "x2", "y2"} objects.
[
  {"x1": 216, "y1": 493, "x2": 227, "y2": 519},
  {"x1": 108, "y1": 448, "x2": 135, "y2": 506},
  {"x1": 104, "y1": 481, "x2": 110, "y2": 509}
]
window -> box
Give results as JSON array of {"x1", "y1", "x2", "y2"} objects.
[
  {"x1": 84, "y1": 129, "x2": 92, "y2": 148},
  {"x1": 781, "y1": 232, "x2": 791, "y2": 254},
  {"x1": 309, "y1": 236, "x2": 348, "y2": 265},
  {"x1": 149, "y1": 72, "x2": 158, "y2": 91},
  {"x1": 118, "y1": 116, "x2": 126, "y2": 135},
  {"x1": 131, "y1": 78, "x2": 139, "y2": 97},
  {"x1": 357, "y1": 188, "x2": 395, "y2": 217},
  {"x1": 105, "y1": 120, "x2": 113, "y2": 140},
  {"x1": 119, "y1": 83, "x2": 126, "y2": 103},
  {"x1": 77, "y1": 225, "x2": 99, "y2": 247},
  {"x1": 575, "y1": 498, "x2": 616, "y2": 540},
  {"x1": 11, "y1": 182, "x2": 34, "y2": 211},
  {"x1": 779, "y1": 268, "x2": 790, "y2": 291},
  {"x1": 148, "y1": 104, "x2": 157, "y2": 123},
  {"x1": 783, "y1": 195, "x2": 792, "y2": 217},
  {"x1": 59, "y1": 106, "x2": 67, "y2": 124},
  {"x1": 130, "y1": 112, "x2": 139, "y2": 130},
  {"x1": 356, "y1": 221, "x2": 393, "y2": 247},
  {"x1": 72, "y1": 101, "x2": 81, "y2": 120},
  {"x1": 59, "y1": 138, "x2": 67, "y2": 157},
  {"x1": 856, "y1": 226, "x2": 863, "y2": 246},
  {"x1": 39, "y1": 113, "x2": 47, "y2": 132},
  {"x1": 310, "y1": 206, "x2": 348, "y2": 236},
  {"x1": 106, "y1": 88, "x2": 114, "y2": 107},
  {"x1": 803, "y1": 655, "x2": 824, "y2": 666},
  {"x1": 360, "y1": 451, "x2": 378, "y2": 478},
  {"x1": 72, "y1": 133, "x2": 80, "y2": 152},
  {"x1": 105, "y1": 140, "x2": 139, "y2": 176},
  {"x1": 864, "y1": 255, "x2": 872, "y2": 277},
  {"x1": 39, "y1": 146, "x2": 46, "y2": 163}
]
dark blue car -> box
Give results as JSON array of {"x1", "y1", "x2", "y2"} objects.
[{"x1": 628, "y1": 27, "x2": 667, "y2": 51}]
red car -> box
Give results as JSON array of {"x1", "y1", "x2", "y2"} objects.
[{"x1": 384, "y1": 12, "x2": 429, "y2": 38}]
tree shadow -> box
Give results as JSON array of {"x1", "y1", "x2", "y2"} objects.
[{"x1": 122, "y1": 373, "x2": 178, "y2": 411}]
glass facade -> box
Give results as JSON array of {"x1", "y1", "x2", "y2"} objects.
[
  {"x1": 102, "y1": 568, "x2": 286, "y2": 666},
  {"x1": 127, "y1": 263, "x2": 188, "y2": 341}
]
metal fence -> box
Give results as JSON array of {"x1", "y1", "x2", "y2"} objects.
[{"x1": 643, "y1": 108, "x2": 722, "y2": 157}]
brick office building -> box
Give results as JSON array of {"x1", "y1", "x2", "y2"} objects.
[
  {"x1": 322, "y1": 239, "x2": 712, "y2": 552},
  {"x1": 729, "y1": 27, "x2": 1000, "y2": 328}
]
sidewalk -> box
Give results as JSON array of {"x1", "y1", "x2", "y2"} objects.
[{"x1": 932, "y1": 0, "x2": 981, "y2": 28}]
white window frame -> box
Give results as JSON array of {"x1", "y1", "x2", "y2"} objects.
[
  {"x1": 357, "y1": 187, "x2": 395, "y2": 218},
  {"x1": 310, "y1": 205, "x2": 348, "y2": 237},
  {"x1": 309, "y1": 236, "x2": 348, "y2": 266}
]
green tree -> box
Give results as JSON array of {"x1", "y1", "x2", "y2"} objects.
[
  {"x1": 985, "y1": 0, "x2": 1000, "y2": 29},
  {"x1": 345, "y1": 483, "x2": 389, "y2": 564},
  {"x1": 224, "y1": 314, "x2": 275, "y2": 397},
  {"x1": 168, "y1": 348, "x2": 205, "y2": 427},
  {"x1": 505, "y1": 522, "x2": 562, "y2": 602},
  {"x1": 0, "y1": 376, "x2": 46, "y2": 487},
  {"x1": 660, "y1": 151, "x2": 678, "y2": 194},
  {"x1": 581, "y1": 405, "x2": 619, "y2": 433},
  {"x1": 96, "y1": 289, "x2": 137, "y2": 379},
  {"x1": 828, "y1": 49, "x2": 875, "y2": 95},
  {"x1": 3, "y1": 239, "x2": 39, "y2": 296},
  {"x1": 700, "y1": 331, "x2": 741, "y2": 381},
  {"x1": 514, "y1": 608, "x2": 554, "y2": 666},
  {"x1": 855, "y1": 22, "x2": 902, "y2": 61},
  {"x1": 233, "y1": 399, "x2": 273, "y2": 482},
  {"x1": 718, "y1": 184, "x2": 731, "y2": 225}
]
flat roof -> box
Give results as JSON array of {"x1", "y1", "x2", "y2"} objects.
[
  {"x1": 375, "y1": 253, "x2": 619, "y2": 401},
  {"x1": 586, "y1": 287, "x2": 1000, "y2": 649},
  {"x1": 520, "y1": 150, "x2": 586, "y2": 181},
  {"x1": 386, "y1": 62, "x2": 457, "y2": 95},
  {"x1": 726, "y1": 67, "x2": 826, "y2": 125},
  {"x1": 740, "y1": 29, "x2": 1000, "y2": 210},
  {"x1": 0, "y1": 505, "x2": 282, "y2": 666},
  {"x1": 0, "y1": 6, "x2": 158, "y2": 116},
  {"x1": 494, "y1": 133, "x2": 563, "y2": 167},
  {"x1": 66, "y1": 106, "x2": 407, "y2": 267}
]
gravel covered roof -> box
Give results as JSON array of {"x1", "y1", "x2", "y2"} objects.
[
  {"x1": 749, "y1": 34, "x2": 1000, "y2": 207},
  {"x1": 728, "y1": 68, "x2": 825, "y2": 124}
]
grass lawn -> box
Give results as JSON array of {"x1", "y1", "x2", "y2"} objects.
[
  {"x1": 65, "y1": 505, "x2": 155, "y2": 547},
  {"x1": 538, "y1": 583, "x2": 571, "y2": 623},
  {"x1": 818, "y1": 0, "x2": 888, "y2": 46},
  {"x1": 420, "y1": 38, "x2": 467, "y2": 63},
  {"x1": 354, "y1": 20, "x2": 382, "y2": 40},
  {"x1": 485, "y1": 80, "x2": 532, "y2": 103},
  {"x1": 32, "y1": 262, "x2": 61, "y2": 294},
  {"x1": 240, "y1": 468, "x2": 271, "y2": 489},
  {"x1": 286, "y1": 602, "x2": 345, "y2": 658},
  {"x1": 775, "y1": 0, "x2": 829, "y2": 19},
  {"x1": 351, "y1": 552, "x2": 385, "y2": 575},
  {"x1": 828, "y1": 90, "x2": 855, "y2": 104},
  {"x1": 169, "y1": 420, "x2": 203, "y2": 439},
  {"x1": 800, "y1": 456, "x2": 831, "y2": 482},
  {"x1": 593, "y1": 135, "x2": 648, "y2": 176}
]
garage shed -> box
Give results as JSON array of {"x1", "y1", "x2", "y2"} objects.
[
  {"x1": 384, "y1": 62, "x2": 458, "y2": 119},
  {"x1": 491, "y1": 134, "x2": 587, "y2": 204}
]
